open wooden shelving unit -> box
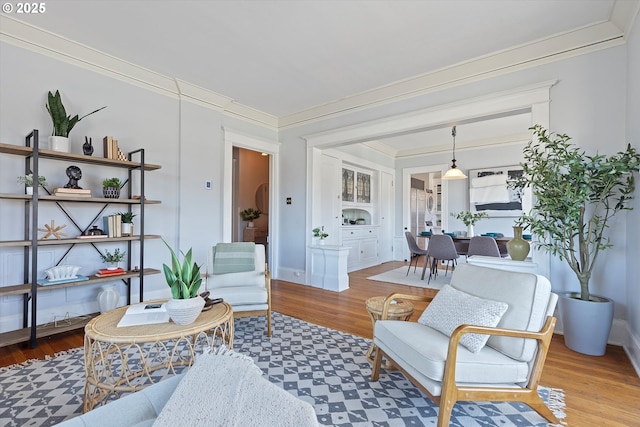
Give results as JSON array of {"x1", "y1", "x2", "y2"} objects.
[{"x1": 0, "y1": 131, "x2": 162, "y2": 348}]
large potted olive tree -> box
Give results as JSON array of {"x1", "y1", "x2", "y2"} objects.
[{"x1": 514, "y1": 125, "x2": 639, "y2": 355}]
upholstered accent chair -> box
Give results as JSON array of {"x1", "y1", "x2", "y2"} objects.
[
  {"x1": 207, "y1": 243, "x2": 271, "y2": 336},
  {"x1": 371, "y1": 264, "x2": 559, "y2": 427}
]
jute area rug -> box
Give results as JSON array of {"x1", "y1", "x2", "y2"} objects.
[
  {"x1": 367, "y1": 265, "x2": 453, "y2": 289},
  {"x1": 0, "y1": 313, "x2": 566, "y2": 427}
]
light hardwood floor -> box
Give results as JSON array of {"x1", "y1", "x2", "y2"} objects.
[{"x1": 1, "y1": 260, "x2": 639, "y2": 426}]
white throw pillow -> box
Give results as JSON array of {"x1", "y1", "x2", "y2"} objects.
[{"x1": 418, "y1": 284, "x2": 509, "y2": 353}]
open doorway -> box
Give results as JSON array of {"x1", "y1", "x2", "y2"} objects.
[
  {"x1": 409, "y1": 171, "x2": 442, "y2": 247},
  {"x1": 232, "y1": 147, "x2": 270, "y2": 253}
]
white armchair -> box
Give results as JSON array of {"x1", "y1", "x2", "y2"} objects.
[
  {"x1": 371, "y1": 264, "x2": 559, "y2": 427},
  {"x1": 207, "y1": 243, "x2": 271, "y2": 336}
]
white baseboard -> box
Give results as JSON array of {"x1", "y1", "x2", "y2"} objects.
[
  {"x1": 276, "y1": 267, "x2": 306, "y2": 286},
  {"x1": 624, "y1": 325, "x2": 640, "y2": 378}
]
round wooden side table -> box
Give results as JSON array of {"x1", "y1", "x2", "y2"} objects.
[
  {"x1": 83, "y1": 300, "x2": 233, "y2": 412},
  {"x1": 365, "y1": 296, "x2": 414, "y2": 369}
]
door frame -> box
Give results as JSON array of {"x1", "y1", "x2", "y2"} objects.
[{"x1": 223, "y1": 128, "x2": 280, "y2": 274}]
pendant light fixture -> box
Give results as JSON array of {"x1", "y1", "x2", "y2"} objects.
[{"x1": 442, "y1": 125, "x2": 467, "y2": 180}]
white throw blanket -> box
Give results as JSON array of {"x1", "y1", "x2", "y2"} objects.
[{"x1": 153, "y1": 347, "x2": 318, "y2": 427}]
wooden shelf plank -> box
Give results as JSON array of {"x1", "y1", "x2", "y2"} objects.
[
  {"x1": 0, "y1": 193, "x2": 161, "y2": 204},
  {"x1": 0, "y1": 314, "x2": 97, "y2": 347},
  {"x1": 0, "y1": 269, "x2": 160, "y2": 296},
  {"x1": 0, "y1": 235, "x2": 161, "y2": 247},
  {"x1": 0, "y1": 284, "x2": 31, "y2": 297},
  {"x1": 36, "y1": 268, "x2": 161, "y2": 290},
  {"x1": 0, "y1": 143, "x2": 161, "y2": 170}
]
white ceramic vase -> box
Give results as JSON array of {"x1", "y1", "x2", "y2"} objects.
[
  {"x1": 122, "y1": 223, "x2": 132, "y2": 236},
  {"x1": 97, "y1": 284, "x2": 120, "y2": 314},
  {"x1": 467, "y1": 224, "x2": 474, "y2": 238},
  {"x1": 165, "y1": 296, "x2": 205, "y2": 325},
  {"x1": 25, "y1": 187, "x2": 33, "y2": 195},
  {"x1": 49, "y1": 136, "x2": 70, "y2": 152}
]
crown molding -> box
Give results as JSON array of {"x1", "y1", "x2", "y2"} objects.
[
  {"x1": 303, "y1": 80, "x2": 556, "y2": 148},
  {"x1": 280, "y1": 20, "x2": 624, "y2": 129},
  {"x1": 0, "y1": 15, "x2": 277, "y2": 129},
  {"x1": 1, "y1": 4, "x2": 635, "y2": 132}
]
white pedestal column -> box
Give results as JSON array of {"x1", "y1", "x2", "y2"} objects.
[{"x1": 309, "y1": 245, "x2": 350, "y2": 292}]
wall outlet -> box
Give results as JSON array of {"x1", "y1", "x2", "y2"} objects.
[{"x1": 204, "y1": 180, "x2": 212, "y2": 190}]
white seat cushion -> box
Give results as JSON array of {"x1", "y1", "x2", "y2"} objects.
[
  {"x1": 374, "y1": 320, "x2": 530, "y2": 384},
  {"x1": 212, "y1": 287, "x2": 267, "y2": 306}
]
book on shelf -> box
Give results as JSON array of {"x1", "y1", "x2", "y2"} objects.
[
  {"x1": 102, "y1": 214, "x2": 122, "y2": 238},
  {"x1": 38, "y1": 275, "x2": 89, "y2": 286},
  {"x1": 77, "y1": 234, "x2": 108, "y2": 239},
  {"x1": 117, "y1": 302, "x2": 169, "y2": 327},
  {"x1": 103, "y1": 135, "x2": 113, "y2": 159},
  {"x1": 102, "y1": 135, "x2": 128, "y2": 161},
  {"x1": 54, "y1": 188, "x2": 92, "y2": 197},
  {"x1": 98, "y1": 267, "x2": 124, "y2": 273},
  {"x1": 95, "y1": 269, "x2": 127, "y2": 277}
]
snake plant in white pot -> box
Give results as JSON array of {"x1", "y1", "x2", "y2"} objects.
[
  {"x1": 162, "y1": 240, "x2": 204, "y2": 325},
  {"x1": 46, "y1": 90, "x2": 106, "y2": 152},
  {"x1": 513, "y1": 125, "x2": 640, "y2": 355}
]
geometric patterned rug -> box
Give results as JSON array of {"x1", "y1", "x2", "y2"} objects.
[{"x1": 0, "y1": 312, "x2": 566, "y2": 427}]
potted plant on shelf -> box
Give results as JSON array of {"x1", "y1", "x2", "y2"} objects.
[
  {"x1": 450, "y1": 211, "x2": 488, "y2": 237},
  {"x1": 118, "y1": 212, "x2": 137, "y2": 236},
  {"x1": 513, "y1": 125, "x2": 640, "y2": 355},
  {"x1": 240, "y1": 208, "x2": 261, "y2": 228},
  {"x1": 162, "y1": 240, "x2": 204, "y2": 325},
  {"x1": 102, "y1": 177, "x2": 121, "y2": 199},
  {"x1": 17, "y1": 173, "x2": 47, "y2": 195},
  {"x1": 99, "y1": 248, "x2": 126, "y2": 270},
  {"x1": 312, "y1": 226, "x2": 329, "y2": 244},
  {"x1": 46, "y1": 90, "x2": 106, "y2": 153}
]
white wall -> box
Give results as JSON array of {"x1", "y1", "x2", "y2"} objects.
[
  {"x1": 0, "y1": 42, "x2": 275, "y2": 332},
  {"x1": 625, "y1": 11, "x2": 640, "y2": 373}
]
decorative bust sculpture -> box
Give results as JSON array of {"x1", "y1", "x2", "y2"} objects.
[{"x1": 64, "y1": 165, "x2": 83, "y2": 189}]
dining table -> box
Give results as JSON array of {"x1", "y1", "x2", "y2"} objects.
[{"x1": 416, "y1": 234, "x2": 512, "y2": 280}]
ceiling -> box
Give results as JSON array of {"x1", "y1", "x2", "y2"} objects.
[{"x1": 5, "y1": 0, "x2": 636, "y2": 156}]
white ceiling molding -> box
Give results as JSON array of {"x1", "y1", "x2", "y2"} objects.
[
  {"x1": 0, "y1": 15, "x2": 276, "y2": 128},
  {"x1": 175, "y1": 79, "x2": 278, "y2": 129},
  {"x1": 610, "y1": 0, "x2": 640, "y2": 38},
  {"x1": 303, "y1": 80, "x2": 557, "y2": 149},
  {"x1": 0, "y1": 15, "x2": 179, "y2": 99},
  {"x1": 362, "y1": 132, "x2": 532, "y2": 160},
  {"x1": 280, "y1": 21, "x2": 623, "y2": 129}
]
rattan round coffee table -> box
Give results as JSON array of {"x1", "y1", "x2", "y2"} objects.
[
  {"x1": 83, "y1": 300, "x2": 233, "y2": 412},
  {"x1": 365, "y1": 296, "x2": 414, "y2": 369}
]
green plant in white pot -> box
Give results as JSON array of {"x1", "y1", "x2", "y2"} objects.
[
  {"x1": 513, "y1": 125, "x2": 640, "y2": 355},
  {"x1": 17, "y1": 173, "x2": 47, "y2": 195},
  {"x1": 162, "y1": 240, "x2": 204, "y2": 325},
  {"x1": 240, "y1": 208, "x2": 261, "y2": 228},
  {"x1": 118, "y1": 211, "x2": 136, "y2": 236},
  {"x1": 46, "y1": 90, "x2": 106, "y2": 152}
]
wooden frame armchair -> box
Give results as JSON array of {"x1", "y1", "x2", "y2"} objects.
[
  {"x1": 370, "y1": 264, "x2": 559, "y2": 427},
  {"x1": 207, "y1": 243, "x2": 272, "y2": 336}
]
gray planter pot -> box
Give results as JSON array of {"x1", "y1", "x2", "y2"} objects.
[{"x1": 558, "y1": 292, "x2": 613, "y2": 356}]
